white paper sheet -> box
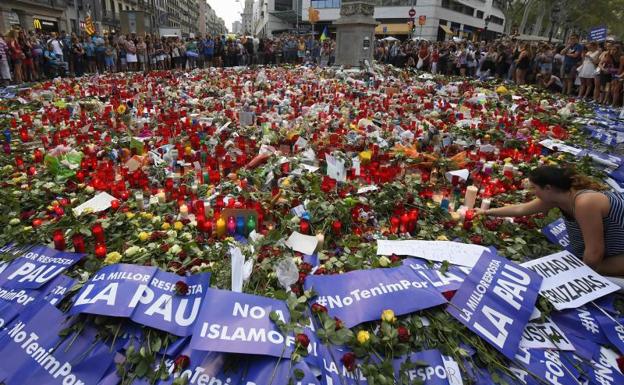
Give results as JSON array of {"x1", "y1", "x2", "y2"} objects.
[
  {"x1": 73, "y1": 192, "x2": 117, "y2": 216},
  {"x1": 376, "y1": 240, "x2": 488, "y2": 268},
  {"x1": 285, "y1": 231, "x2": 318, "y2": 255},
  {"x1": 521, "y1": 251, "x2": 619, "y2": 310},
  {"x1": 519, "y1": 319, "x2": 575, "y2": 351},
  {"x1": 445, "y1": 169, "x2": 470, "y2": 183}
]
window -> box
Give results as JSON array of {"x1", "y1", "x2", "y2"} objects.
[
  {"x1": 489, "y1": 15, "x2": 504, "y2": 25},
  {"x1": 275, "y1": 0, "x2": 293, "y2": 11},
  {"x1": 441, "y1": 0, "x2": 474, "y2": 17},
  {"x1": 311, "y1": 0, "x2": 341, "y2": 9},
  {"x1": 476, "y1": 10, "x2": 483, "y2": 19}
]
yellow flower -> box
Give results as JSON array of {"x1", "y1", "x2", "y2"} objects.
[
  {"x1": 138, "y1": 231, "x2": 150, "y2": 242},
  {"x1": 378, "y1": 256, "x2": 391, "y2": 267},
  {"x1": 381, "y1": 309, "x2": 396, "y2": 323},
  {"x1": 357, "y1": 330, "x2": 370, "y2": 345},
  {"x1": 104, "y1": 251, "x2": 122, "y2": 265},
  {"x1": 174, "y1": 221, "x2": 184, "y2": 231},
  {"x1": 142, "y1": 212, "x2": 153, "y2": 220},
  {"x1": 161, "y1": 222, "x2": 171, "y2": 230},
  {"x1": 116, "y1": 104, "x2": 126, "y2": 114},
  {"x1": 436, "y1": 235, "x2": 449, "y2": 241},
  {"x1": 126, "y1": 212, "x2": 135, "y2": 219}
]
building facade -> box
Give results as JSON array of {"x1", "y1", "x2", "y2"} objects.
[
  {"x1": 1, "y1": 0, "x2": 221, "y2": 37},
  {"x1": 198, "y1": 1, "x2": 227, "y2": 37},
  {"x1": 232, "y1": 20, "x2": 243, "y2": 34},
  {"x1": 302, "y1": 0, "x2": 505, "y2": 41},
  {"x1": 254, "y1": 0, "x2": 302, "y2": 37},
  {"x1": 241, "y1": 0, "x2": 254, "y2": 35}
]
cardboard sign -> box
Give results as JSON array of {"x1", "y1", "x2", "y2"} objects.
[{"x1": 522, "y1": 251, "x2": 619, "y2": 310}]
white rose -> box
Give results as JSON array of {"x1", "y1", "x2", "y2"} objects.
[
  {"x1": 124, "y1": 246, "x2": 141, "y2": 257},
  {"x1": 9, "y1": 218, "x2": 20, "y2": 225},
  {"x1": 181, "y1": 232, "x2": 193, "y2": 241},
  {"x1": 168, "y1": 244, "x2": 182, "y2": 255}
]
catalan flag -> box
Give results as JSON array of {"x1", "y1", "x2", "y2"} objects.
[{"x1": 320, "y1": 26, "x2": 328, "y2": 42}]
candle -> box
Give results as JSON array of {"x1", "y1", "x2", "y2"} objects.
[
  {"x1": 72, "y1": 234, "x2": 85, "y2": 253},
  {"x1": 227, "y1": 216, "x2": 236, "y2": 235},
  {"x1": 53, "y1": 229, "x2": 65, "y2": 251},
  {"x1": 179, "y1": 204, "x2": 189, "y2": 219},
  {"x1": 135, "y1": 192, "x2": 144, "y2": 210},
  {"x1": 480, "y1": 198, "x2": 491, "y2": 211},
  {"x1": 157, "y1": 191, "x2": 166, "y2": 203},
  {"x1": 464, "y1": 186, "x2": 478, "y2": 209},
  {"x1": 246, "y1": 216, "x2": 256, "y2": 235},
  {"x1": 316, "y1": 232, "x2": 325, "y2": 251},
  {"x1": 300, "y1": 220, "x2": 310, "y2": 234},
  {"x1": 236, "y1": 216, "x2": 246, "y2": 235},
  {"x1": 216, "y1": 216, "x2": 226, "y2": 237}
]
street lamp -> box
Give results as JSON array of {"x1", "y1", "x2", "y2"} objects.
[
  {"x1": 548, "y1": 4, "x2": 561, "y2": 43},
  {"x1": 483, "y1": 15, "x2": 491, "y2": 41}
]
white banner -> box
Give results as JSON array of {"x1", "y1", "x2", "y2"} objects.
[
  {"x1": 377, "y1": 240, "x2": 488, "y2": 268},
  {"x1": 521, "y1": 251, "x2": 619, "y2": 310}
]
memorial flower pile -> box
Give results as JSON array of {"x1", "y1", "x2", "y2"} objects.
[{"x1": 0, "y1": 66, "x2": 623, "y2": 385}]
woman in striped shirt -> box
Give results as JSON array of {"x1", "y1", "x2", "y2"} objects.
[{"x1": 479, "y1": 166, "x2": 624, "y2": 276}]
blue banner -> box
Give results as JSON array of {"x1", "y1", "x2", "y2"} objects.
[
  {"x1": 129, "y1": 270, "x2": 211, "y2": 336},
  {"x1": 588, "y1": 26, "x2": 608, "y2": 42},
  {"x1": 448, "y1": 253, "x2": 542, "y2": 359},
  {"x1": 190, "y1": 288, "x2": 293, "y2": 358},
  {"x1": 71, "y1": 265, "x2": 210, "y2": 336},
  {"x1": 393, "y1": 349, "x2": 463, "y2": 385},
  {"x1": 542, "y1": 218, "x2": 571, "y2": 250},
  {"x1": 513, "y1": 348, "x2": 579, "y2": 385},
  {"x1": 244, "y1": 356, "x2": 319, "y2": 385},
  {"x1": 583, "y1": 346, "x2": 624, "y2": 385},
  {"x1": 318, "y1": 344, "x2": 367, "y2": 385},
  {"x1": 304, "y1": 265, "x2": 447, "y2": 328},
  {"x1": 0, "y1": 245, "x2": 83, "y2": 290},
  {"x1": 594, "y1": 313, "x2": 624, "y2": 355},
  {"x1": 0, "y1": 302, "x2": 113, "y2": 385},
  {"x1": 403, "y1": 258, "x2": 470, "y2": 294},
  {"x1": 70, "y1": 263, "x2": 158, "y2": 318},
  {"x1": 551, "y1": 307, "x2": 610, "y2": 346}
]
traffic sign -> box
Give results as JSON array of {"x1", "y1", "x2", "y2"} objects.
[
  {"x1": 418, "y1": 15, "x2": 426, "y2": 26},
  {"x1": 409, "y1": 8, "x2": 416, "y2": 17}
]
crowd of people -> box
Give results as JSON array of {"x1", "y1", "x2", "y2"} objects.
[
  {"x1": 0, "y1": 29, "x2": 336, "y2": 86},
  {"x1": 375, "y1": 33, "x2": 624, "y2": 107},
  {"x1": 1, "y1": 28, "x2": 623, "y2": 107}
]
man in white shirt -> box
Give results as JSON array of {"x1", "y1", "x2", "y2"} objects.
[{"x1": 48, "y1": 32, "x2": 64, "y2": 62}]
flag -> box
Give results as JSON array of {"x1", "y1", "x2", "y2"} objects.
[
  {"x1": 320, "y1": 26, "x2": 328, "y2": 42},
  {"x1": 85, "y1": 14, "x2": 96, "y2": 36}
]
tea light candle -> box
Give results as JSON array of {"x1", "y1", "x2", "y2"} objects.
[
  {"x1": 179, "y1": 204, "x2": 189, "y2": 219},
  {"x1": 480, "y1": 198, "x2": 491, "y2": 211},
  {"x1": 157, "y1": 191, "x2": 166, "y2": 204},
  {"x1": 464, "y1": 185, "x2": 478, "y2": 209},
  {"x1": 135, "y1": 192, "x2": 144, "y2": 210}
]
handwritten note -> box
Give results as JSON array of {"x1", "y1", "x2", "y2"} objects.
[
  {"x1": 73, "y1": 192, "x2": 117, "y2": 216},
  {"x1": 376, "y1": 240, "x2": 488, "y2": 268},
  {"x1": 285, "y1": 232, "x2": 318, "y2": 255}
]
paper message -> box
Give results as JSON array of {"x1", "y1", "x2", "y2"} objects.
[
  {"x1": 377, "y1": 240, "x2": 488, "y2": 268},
  {"x1": 521, "y1": 251, "x2": 619, "y2": 310}
]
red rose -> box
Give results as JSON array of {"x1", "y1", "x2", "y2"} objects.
[
  {"x1": 160, "y1": 243, "x2": 170, "y2": 252},
  {"x1": 617, "y1": 356, "x2": 624, "y2": 374},
  {"x1": 298, "y1": 272, "x2": 307, "y2": 284},
  {"x1": 334, "y1": 317, "x2": 344, "y2": 330},
  {"x1": 296, "y1": 333, "x2": 310, "y2": 348},
  {"x1": 397, "y1": 326, "x2": 410, "y2": 342},
  {"x1": 174, "y1": 355, "x2": 190, "y2": 371},
  {"x1": 442, "y1": 290, "x2": 456, "y2": 301},
  {"x1": 311, "y1": 303, "x2": 328, "y2": 314},
  {"x1": 390, "y1": 253, "x2": 401, "y2": 263},
  {"x1": 469, "y1": 235, "x2": 482, "y2": 245},
  {"x1": 174, "y1": 280, "x2": 189, "y2": 295},
  {"x1": 341, "y1": 352, "x2": 357, "y2": 372},
  {"x1": 300, "y1": 262, "x2": 313, "y2": 273}
]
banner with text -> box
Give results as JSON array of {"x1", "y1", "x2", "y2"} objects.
[
  {"x1": 522, "y1": 251, "x2": 619, "y2": 310},
  {"x1": 305, "y1": 265, "x2": 447, "y2": 328},
  {"x1": 190, "y1": 288, "x2": 293, "y2": 357},
  {"x1": 0, "y1": 245, "x2": 83, "y2": 290},
  {"x1": 448, "y1": 253, "x2": 542, "y2": 359},
  {"x1": 70, "y1": 264, "x2": 210, "y2": 336}
]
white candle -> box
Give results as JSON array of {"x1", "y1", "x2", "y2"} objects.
[
  {"x1": 480, "y1": 198, "x2": 491, "y2": 211},
  {"x1": 464, "y1": 185, "x2": 478, "y2": 209},
  {"x1": 135, "y1": 192, "x2": 144, "y2": 210},
  {"x1": 179, "y1": 204, "x2": 189, "y2": 219},
  {"x1": 157, "y1": 191, "x2": 166, "y2": 204}
]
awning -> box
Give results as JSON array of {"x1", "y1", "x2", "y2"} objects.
[
  {"x1": 439, "y1": 24, "x2": 454, "y2": 35},
  {"x1": 375, "y1": 23, "x2": 410, "y2": 35}
]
